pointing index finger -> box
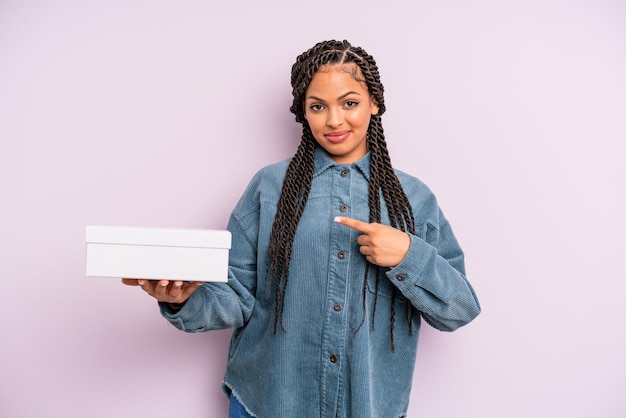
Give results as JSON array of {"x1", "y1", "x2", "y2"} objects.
[{"x1": 334, "y1": 216, "x2": 371, "y2": 233}]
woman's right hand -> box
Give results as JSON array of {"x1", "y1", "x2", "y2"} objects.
[{"x1": 122, "y1": 278, "x2": 203, "y2": 305}]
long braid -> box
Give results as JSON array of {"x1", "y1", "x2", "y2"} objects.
[
  {"x1": 367, "y1": 115, "x2": 416, "y2": 350},
  {"x1": 266, "y1": 130, "x2": 316, "y2": 333},
  {"x1": 269, "y1": 40, "x2": 416, "y2": 351}
]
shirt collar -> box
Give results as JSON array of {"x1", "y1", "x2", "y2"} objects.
[{"x1": 312, "y1": 146, "x2": 372, "y2": 181}]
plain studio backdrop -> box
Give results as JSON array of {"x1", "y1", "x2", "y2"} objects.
[{"x1": 1, "y1": 1, "x2": 625, "y2": 417}]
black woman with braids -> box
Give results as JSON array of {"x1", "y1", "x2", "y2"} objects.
[{"x1": 123, "y1": 40, "x2": 481, "y2": 418}]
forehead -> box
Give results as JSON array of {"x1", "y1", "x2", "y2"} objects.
[
  {"x1": 306, "y1": 63, "x2": 370, "y2": 97},
  {"x1": 318, "y1": 62, "x2": 365, "y2": 80}
]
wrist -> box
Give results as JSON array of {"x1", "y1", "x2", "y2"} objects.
[{"x1": 167, "y1": 301, "x2": 186, "y2": 312}]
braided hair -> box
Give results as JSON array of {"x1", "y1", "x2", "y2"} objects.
[{"x1": 267, "y1": 40, "x2": 415, "y2": 351}]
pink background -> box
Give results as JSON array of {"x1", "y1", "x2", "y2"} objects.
[{"x1": 1, "y1": 1, "x2": 625, "y2": 417}]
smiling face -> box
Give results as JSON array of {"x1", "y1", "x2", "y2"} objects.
[{"x1": 304, "y1": 64, "x2": 379, "y2": 164}]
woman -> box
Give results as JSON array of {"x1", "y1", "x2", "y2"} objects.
[{"x1": 124, "y1": 39, "x2": 481, "y2": 418}]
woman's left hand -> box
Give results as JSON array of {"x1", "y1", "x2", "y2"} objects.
[{"x1": 334, "y1": 216, "x2": 411, "y2": 267}]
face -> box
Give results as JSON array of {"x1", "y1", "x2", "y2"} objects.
[{"x1": 304, "y1": 64, "x2": 379, "y2": 164}]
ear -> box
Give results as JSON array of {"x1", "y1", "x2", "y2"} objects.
[{"x1": 370, "y1": 96, "x2": 379, "y2": 115}]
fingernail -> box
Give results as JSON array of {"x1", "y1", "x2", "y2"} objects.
[
  {"x1": 334, "y1": 216, "x2": 342, "y2": 223},
  {"x1": 137, "y1": 280, "x2": 145, "y2": 285},
  {"x1": 160, "y1": 281, "x2": 168, "y2": 287}
]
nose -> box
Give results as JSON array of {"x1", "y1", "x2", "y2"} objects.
[{"x1": 326, "y1": 107, "x2": 343, "y2": 128}]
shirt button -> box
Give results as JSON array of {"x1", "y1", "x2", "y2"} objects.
[
  {"x1": 340, "y1": 170, "x2": 349, "y2": 177},
  {"x1": 337, "y1": 251, "x2": 346, "y2": 260},
  {"x1": 339, "y1": 204, "x2": 348, "y2": 213},
  {"x1": 329, "y1": 354, "x2": 338, "y2": 363},
  {"x1": 333, "y1": 303, "x2": 342, "y2": 312},
  {"x1": 396, "y1": 274, "x2": 407, "y2": 281}
]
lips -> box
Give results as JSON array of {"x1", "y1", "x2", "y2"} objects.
[{"x1": 324, "y1": 131, "x2": 350, "y2": 143}]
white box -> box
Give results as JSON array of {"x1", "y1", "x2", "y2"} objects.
[{"x1": 85, "y1": 226, "x2": 231, "y2": 282}]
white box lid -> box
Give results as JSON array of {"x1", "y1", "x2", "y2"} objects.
[{"x1": 86, "y1": 226, "x2": 231, "y2": 249}]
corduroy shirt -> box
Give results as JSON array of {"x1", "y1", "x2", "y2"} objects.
[{"x1": 160, "y1": 147, "x2": 481, "y2": 417}]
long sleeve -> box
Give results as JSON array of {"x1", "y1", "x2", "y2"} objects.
[
  {"x1": 159, "y1": 214, "x2": 258, "y2": 333},
  {"x1": 387, "y1": 217, "x2": 481, "y2": 331}
]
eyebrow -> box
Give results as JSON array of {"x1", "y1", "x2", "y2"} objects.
[{"x1": 306, "y1": 91, "x2": 362, "y2": 102}]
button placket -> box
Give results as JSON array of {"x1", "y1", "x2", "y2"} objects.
[{"x1": 321, "y1": 165, "x2": 353, "y2": 412}]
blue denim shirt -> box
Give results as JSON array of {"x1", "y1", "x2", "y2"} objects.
[{"x1": 161, "y1": 147, "x2": 480, "y2": 417}]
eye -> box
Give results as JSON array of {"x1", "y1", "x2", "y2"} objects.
[
  {"x1": 309, "y1": 104, "x2": 325, "y2": 112},
  {"x1": 344, "y1": 100, "x2": 359, "y2": 108}
]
